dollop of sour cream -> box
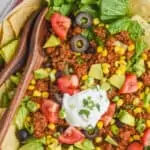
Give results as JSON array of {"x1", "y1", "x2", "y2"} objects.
[{"x1": 62, "y1": 88, "x2": 110, "y2": 129}]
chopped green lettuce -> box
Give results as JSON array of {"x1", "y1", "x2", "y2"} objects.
[
  {"x1": 136, "y1": 119, "x2": 146, "y2": 134},
  {"x1": 105, "y1": 135, "x2": 118, "y2": 146},
  {"x1": 100, "y1": 0, "x2": 129, "y2": 21}
]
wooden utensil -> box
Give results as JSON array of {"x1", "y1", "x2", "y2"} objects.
[
  {"x1": 0, "y1": 8, "x2": 48, "y2": 147},
  {"x1": 0, "y1": 11, "x2": 38, "y2": 87}
]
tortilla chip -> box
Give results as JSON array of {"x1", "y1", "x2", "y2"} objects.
[
  {"x1": 0, "y1": 24, "x2": 2, "y2": 42},
  {"x1": 0, "y1": 20, "x2": 15, "y2": 47},
  {"x1": 8, "y1": 6, "x2": 38, "y2": 37},
  {"x1": 1, "y1": 124, "x2": 19, "y2": 150},
  {"x1": 5, "y1": 0, "x2": 42, "y2": 20}
]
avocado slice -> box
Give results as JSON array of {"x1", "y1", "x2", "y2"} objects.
[
  {"x1": 0, "y1": 40, "x2": 19, "y2": 63},
  {"x1": 89, "y1": 64, "x2": 103, "y2": 80},
  {"x1": 101, "y1": 82, "x2": 111, "y2": 91},
  {"x1": 43, "y1": 34, "x2": 61, "y2": 48},
  {"x1": 109, "y1": 74, "x2": 125, "y2": 89},
  {"x1": 34, "y1": 68, "x2": 49, "y2": 79},
  {"x1": 105, "y1": 135, "x2": 118, "y2": 146},
  {"x1": 117, "y1": 110, "x2": 135, "y2": 126}
]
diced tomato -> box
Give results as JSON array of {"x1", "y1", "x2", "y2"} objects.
[
  {"x1": 101, "y1": 103, "x2": 116, "y2": 126},
  {"x1": 57, "y1": 75, "x2": 79, "y2": 95},
  {"x1": 142, "y1": 128, "x2": 150, "y2": 146},
  {"x1": 41, "y1": 99, "x2": 59, "y2": 123},
  {"x1": 119, "y1": 74, "x2": 138, "y2": 94},
  {"x1": 59, "y1": 127, "x2": 85, "y2": 144},
  {"x1": 127, "y1": 142, "x2": 143, "y2": 150},
  {"x1": 51, "y1": 13, "x2": 71, "y2": 40}
]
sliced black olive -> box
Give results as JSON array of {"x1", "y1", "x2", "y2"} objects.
[
  {"x1": 70, "y1": 35, "x2": 89, "y2": 52},
  {"x1": 115, "y1": 119, "x2": 124, "y2": 128},
  {"x1": 75, "y1": 12, "x2": 92, "y2": 28},
  {"x1": 16, "y1": 129, "x2": 29, "y2": 142},
  {"x1": 83, "y1": 127, "x2": 99, "y2": 140}
]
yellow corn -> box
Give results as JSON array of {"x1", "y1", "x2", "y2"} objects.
[
  {"x1": 42, "y1": 92, "x2": 49, "y2": 98},
  {"x1": 33, "y1": 90, "x2": 41, "y2": 97},
  {"x1": 98, "y1": 23, "x2": 104, "y2": 27},
  {"x1": 134, "y1": 107, "x2": 143, "y2": 114},
  {"x1": 48, "y1": 123, "x2": 56, "y2": 130},
  {"x1": 82, "y1": 75, "x2": 88, "y2": 81},
  {"x1": 115, "y1": 46, "x2": 125, "y2": 55},
  {"x1": 146, "y1": 120, "x2": 150, "y2": 128},
  {"x1": 105, "y1": 24, "x2": 109, "y2": 29},
  {"x1": 101, "y1": 49, "x2": 108, "y2": 57},
  {"x1": 133, "y1": 98, "x2": 140, "y2": 106},
  {"x1": 117, "y1": 99, "x2": 124, "y2": 107},
  {"x1": 28, "y1": 85, "x2": 35, "y2": 90},
  {"x1": 119, "y1": 60, "x2": 127, "y2": 66},
  {"x1": 46, "y1": 137, "x2": 58, "y2": 145},
  {"x1": 97, "y1": 121, "x2": 104, "y2": 129},
  {"x1": 140, "y1": 92, "x2": 145, "y2": 100},
  {"x1": 128, "y1": 44, "x2": 135, "y2": 52},
  {"x1": 31, "y1": 79, "x2": 36, "y2": 85},
  {"x1": 95, "y1": 137, "x2": 102, "y2": 144},
  {"x1": 102, "y1": 63, "x2": 110, "y2": 74},
  {"x1": 147, "y1": 61, "x2": 150, "y2": 68},
  {"x1": 142, "y1": 53, "x2": 148, "y2": 60},
  {"x1": 129, "y1": 137, "x2": 134, "y2": 142},
  {"x1": 116, "y1": 65, "x2": 126, "y2": 75},
  {"x1": 96, "y1": 147, "x2": 101, "y2": 150},
  {"x1": 75, "y1": 52, "x2": 81, "y2": 56},
  {"x1": 115, "y1": 61, "x2": 120, "y2": 67},
  {"x1": 133, "y1": 135, "x2": 141, "y2": 141},
  {"x1": 120, "y1": 56, "x2": 126, "y2": 60},
  {"x1": 145, "y1": 87, "x2": 150, "y2": 94},
  {"x1": 97, "y1": 46, "x2": 103, "y2": 53},
  {"x1": 138, "y1": 82, "x2": 143, "y2": 89},
  {"x1": 93, "y1": 18, "x2": 100, "y2": 25}
]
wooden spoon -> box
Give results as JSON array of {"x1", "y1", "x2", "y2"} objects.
[
  {"x1": 0, "y1": 8, "x2": 48, "y2": 146},
  {"x1": 0, "y1": 11, "x2": 38, "y2": 87}
]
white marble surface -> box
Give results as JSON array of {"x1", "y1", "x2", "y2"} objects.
[{"x1": 0, "y1": 0, "x2": 14, "y2": 21}]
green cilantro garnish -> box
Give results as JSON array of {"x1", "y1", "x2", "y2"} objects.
[{"x1": 79, "y1": 109, "x2": 90, "y2": 118}]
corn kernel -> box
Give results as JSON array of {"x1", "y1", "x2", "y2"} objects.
[
  {"x1": 102, "y1": 63, "x2": 110, "y2": 74},
  {"x1": 33, "y1": 90, "x2": 41, "y2": 97},
  {"x1": 128, "y1": 44, "x2": 135, "y2": 52},
  {"x1": 145, "y1": 87, "x2": 150, "y2": 94},
  {"x1": 96, "y1": 147, "x2": 101, "y2": 150},
  {"x1": 48, "y1": 123, "x2": 56, "y2": 130},
  {"x1": 93, "y1": 18, "x2": 100, "y2": 25},
  {"x1": 133, "y1": 98, "x2": 140, "y2": 106},
  {"x1": 117, "y1": 99, "x2": 124, "y2": 107},
  {"x1": 75, "y1": 52, "x2": 81, "y2": 56},
  {"x1": 97, "y1": 46, "x2": 103, "y2": 53},
  {"x1": 42, "y1": 92, "x2": 49, "y2": 98},
  {"x1": 120, "y1": 56, "x2": 126, "y2": 60},
  {"x1": 26, "y1": 116, "x2": 31, "y2": 122},
  {"x1": 101, "y1": 49, "x2": 108, "y2": 57},
  {"x1": 115, "y1": 46, "x2": 125, "y2": 55},
  {"x1": 116, "y1": 65, "x2": 126, "y2": 75},
  {"x1": 95, "y1": 137, "x2": 102, "y2": 143},
  {"x1": 147, "y1": 61, "x2": 150, "y2": 68},
  {"x1": 105, "y1": 24, "x2": 109, "y2": 29},
  {"x1": 98, "y1": 23, "x2": 104, "y2": 27},
  {"x1": 146, "y1": 120, "x2": 150, "y2": 127},
  {"x1": 115, "y1": 61, "x2": 120, "y2": 67},
  {"x1": 119, "y1": 60, "x2": 127, "y2": 66},
  {"x1": 82, "y1": 75, "x2": 88, "y2": 81},
  {"x1": 28, "y1": 85, "x2": 35, "y2": 90},
  {"x1": 129, "y1": 137, "x2": 134, "y2": 142},
  {"x1": 138, "y1": 82, "x2": 143, "y2": 89},
  {"x1": 97, "y1": 121, "x2": 104, "y2": 129},
  {"x1": 140, "y1": 92, "x2": 145, "y2": 99},
  {"x1": 134, "y1": 107, "x2": 143, "y2": 114},
  {"x1": 142, "y1": 53, "x2": 148, "y2": 60},
  {"x1": 133, "y1": 135, "x2": 140, "y2": 141},
  {"x1": 31, "y1": 79, "x2": 36, "y2": 85}
]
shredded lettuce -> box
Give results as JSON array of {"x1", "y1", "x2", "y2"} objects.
[{"x1": 100, "y1": 0, "x2": 129, "y2": 21}]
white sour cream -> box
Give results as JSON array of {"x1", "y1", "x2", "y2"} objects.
[{"x1": 62, "y1": 88, "x2": 110, "y2": 129}]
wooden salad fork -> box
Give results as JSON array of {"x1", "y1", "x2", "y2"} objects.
[
  {"x1": 0, "y1": 11, "x2": 38, "y2": 87},
  {"x1": 0, "y1": 8, "x2": 48, "y2": 146}
]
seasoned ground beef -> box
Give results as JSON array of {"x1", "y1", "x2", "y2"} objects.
[
  {"x1": 36, "y1": 80, "x2": 49, "y2": 92},
  {"x1": 33, "y1": 112, "x2": 48, "y2": 138},
  {"x1": 142, "y1": 71, "x2": 150, "y2": 86}
]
